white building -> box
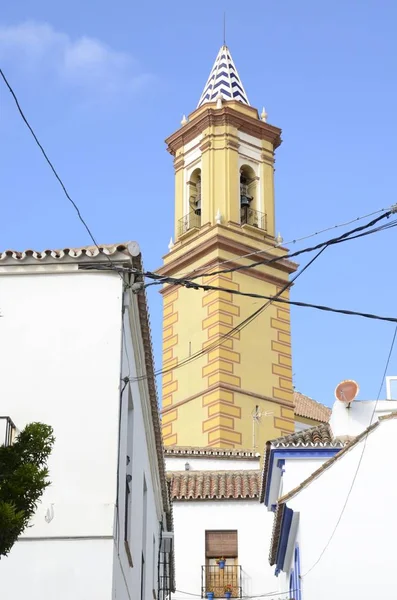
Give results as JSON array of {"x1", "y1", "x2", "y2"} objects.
[
  {"x1": 165, "y1": 447, "x2": 277, "y2": 600},
  {"x1": 265, "y1": 397, "x2": 397, "y2": 599},
  {"x1": 0, "y1": 243, "x2": 174, "y2": 600}
]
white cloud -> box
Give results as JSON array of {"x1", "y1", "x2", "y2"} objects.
[{"x1": 0, "y1": 21, "x2": 151, "y2": 96}]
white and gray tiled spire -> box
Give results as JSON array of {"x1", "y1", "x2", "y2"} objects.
[{"x1": 197, "y1": 45, "x2": 250, "y2": 108}]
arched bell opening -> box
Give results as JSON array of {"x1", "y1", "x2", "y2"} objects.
[
  {"x1": 188, "y1": 168, "x2": 202, "y2": 229},
  {"x1": 240, "y1": 165, "x2": 264, "y2": 229}
]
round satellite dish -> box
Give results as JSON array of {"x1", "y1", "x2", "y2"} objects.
[
  {"x1": 334, "y1": 380, "x2": 360, "y2": 404},
  {"x1": 127, "y1": 241, "x2": 141, "y2": 257}
]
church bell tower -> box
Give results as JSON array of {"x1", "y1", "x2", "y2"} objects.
[{"x1": 158, "y1": 45, "x2": 297, "y2": 450}]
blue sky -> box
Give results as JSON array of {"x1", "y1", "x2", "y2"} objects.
[{"x1": 1, "y1": 0, "x2": 397, "y2": 406}]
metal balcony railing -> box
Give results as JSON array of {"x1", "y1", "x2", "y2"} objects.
[
  {"x1": 201, "y1": 565, "x2": 242, "y2": 598},
  {"x1": 178, "y1": 210, "x2": 201, "y2": 237},
  {"x1": 241, "y1": 206, "x2": 267, "y2": 230},
  {"x1": 0, "y1": 416, "x2": 17, "y2": 447}
]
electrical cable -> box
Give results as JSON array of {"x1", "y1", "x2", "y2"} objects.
[
  {"x1": 142, "y1": 276, "x2": 397, "y2": 324},
  {"x1": 0, "y1": 67, "x2": 124, "y2": 280},
  {"x1": 301, "y1": 324, "x2": 397, "y2": 578},
  {"x1": 127, "y1": 247, "x2": 326, "y2": 383},
  {"x1": 82, "y1": 216, "x2": 397, "y2": 385},
  {"x1": 145, "y1": 212, "x2": 397, "y2": 288},
  {"x1": 172, "y1": 207, "x2": 388, "y2": 278}
]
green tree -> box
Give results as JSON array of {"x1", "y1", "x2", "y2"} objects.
[{"x1": 0, "y1": 422, "x2": 55, "y2": 558}]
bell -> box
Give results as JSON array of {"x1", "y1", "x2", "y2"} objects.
[
  {"x1": 240, "y1": 195, "x2": 251, "y2": 207},
  {"x1": 194, "y1": 198, "x2": 201, "y2": 216}
]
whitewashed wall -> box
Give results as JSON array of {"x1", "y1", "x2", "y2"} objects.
[
  {"x1": 0, "y1": 269, "x2": 168, "y2": 600},
  {"x1": 329, "y1": 399, "x2": 397, "y2": 439},
  {"x1": 279, "y1": 416, "x2": 397, "y2": 599},
  {"x1": 166, "y1": 456, "x2": 259, "y2": 472},
  {"x1": 114, "y1": 287, "x2": 166, "y2": 600},
  {"x1": 171, "y1": 500, "x2": 275, "y2": 600}
]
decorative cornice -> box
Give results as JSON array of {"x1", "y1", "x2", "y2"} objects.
[
  {"x1": 165, "y1": 106, "x2": 282, "y2": 156},
  {"x1": 164, "y1": 446, "x2": 258, "y2": 459},
  {"x1": 161, "y1": 382, "x2": 295, "y2": 416},
  {"x1": 158, "y1": 229, "x2": 297, "y2": 280}
]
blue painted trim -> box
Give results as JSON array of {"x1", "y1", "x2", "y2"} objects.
[
  {"x1": 289, "y1": 569, "x2": 294, "y2": 598},
  {"x1": 274, "y1": 449, "x2": 339, "y2": 459},
  {"x1": 275, "y1": 506, "x2": 293, "y2": 574},
  {"x1": 264, "y1": 447, "x2": 340, "y2": 506}
]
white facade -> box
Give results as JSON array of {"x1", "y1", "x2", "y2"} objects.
[
  {"x1": 0, "y1": 245, "x2": 173, "y2": 600},
  {"x1": 266, "y1": 399, "x2": 397, "y2": 599},
  {"x1": 166, "y1": 453, "x2": 276, "y2": 600},
  {"x1": 277, "y1": 414, "x2": 397, "y2": 599}
]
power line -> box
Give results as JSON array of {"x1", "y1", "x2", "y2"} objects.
[
  {"x1": 134, "y1": 216, "x2": 397, "y2": 379},
  {"x1": 121, "y1": 248, "x2": 326, "y2": 382},
  {"x1": 0, "y1": 67, "x2": 123, "y2": 278},
  {"x1": 302, "y1": 324, "x2": 397, "y2": 578},
  {"x1": 177, "y1": 206, "x2": 389, "y2": 277},
  {"x1": 146, "y1": 211, "x2": 397, "y2": 287},
  {"x1": 143, "y1": 272, "x2": 397, "y2": 323}
]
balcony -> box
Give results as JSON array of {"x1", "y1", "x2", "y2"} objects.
[
  {"x1": 201, "y1": 565, "x2": 242, "y2": 598},
  {"x1": 240, "y1": 206, "x2": 266, "y2": 230},
  {"x1": 178, "y1": 210, "x2": 201, "y2": 237},
  {"x1": 0, "y1": 416, "x2": 17, "y2": 447}
]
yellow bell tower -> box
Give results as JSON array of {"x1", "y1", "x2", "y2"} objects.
[{"x1": 158, "y1": 45, "x2": 297, "y2": 450}]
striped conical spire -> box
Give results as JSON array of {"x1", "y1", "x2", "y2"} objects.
[{"x1": 197, "y1": 45, "x2": 250, "y2": 108}]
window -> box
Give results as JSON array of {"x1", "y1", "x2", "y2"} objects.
[
  {"x1": 153, "y1": 535, "x2": 157, "y2": 597},
  {"x1": 205, "y1": 531, "x2": 239, "y2": 598},
  {"x1": 124, "y1": 475, "x2": 131, "y2": 542},
  {"x1": 141, "y1": 553, "x2": 146, "y2": 600},
  {"x1": 289, "y1": 570, "x2": 294, "y2": 600},
  {"x1": 142, "y1": 476, "x2": 148, "y2": 553},
  {"x1": 124, "y1": 388, "x2": 134, "y2": 566},
  {"x1": 289, "y1": 545, "x2": 301, "y2": 600},
  {"x1": 205, "y1": 530, "x2": 238, "y2": 558}
]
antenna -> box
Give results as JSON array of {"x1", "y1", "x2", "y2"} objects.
[
  {"x1": 251, "y1": 406, "x2": 274, "y2": 450},
  {"x1": 334, "y1": 379, "x2": 360, "y2": 409},
  {"x1": 223, "y1": 12, "x2": 226, "y2": 46}
]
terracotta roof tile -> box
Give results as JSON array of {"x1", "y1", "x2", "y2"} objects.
[
  {"x1": 271, "y1": 423, "x2": 342, "y2": 448},
  {"x1": 260, "y1": 423, "x2": 345, "y2": 503},
  {"x1": 294, "y1": 391, "x2": 331, "y2": 423},
  {"x1": 269, "y1": 503, "x2": 285, "y2": 566},
  {"x1": 168, "y1": 470, "x2": 261, "y2": 500},
  {"x1": 164, "y1": 446, "x2": 259, "y2": 459},
  {"x1": 0, "y1": 243, "x2": 135, "y2": 263}
]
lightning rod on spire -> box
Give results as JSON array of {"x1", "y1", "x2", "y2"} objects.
[{"x1": 223, "y1": 12, "x2": 226, "y2": 46}]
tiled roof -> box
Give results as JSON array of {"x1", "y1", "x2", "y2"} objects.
[
  {"x1": 271, "y1": 423, "x2": 343, "y2": 448},
  {"x1": 164, "y1": 446, "x2": 259, "y2": 459},
  {"x1": 198, "y1": 45, "x2": 249, "y2": 108},
  {"x1": 294, "y1": 391, "x2": 331, "y2": 423},
  {"x1": 0, "y1": 242, "x2": 138, "y2": 264},
  {"x1": 168, "y1": 470, "x2": 261, "y2": 500},
  {"x1": 260, "y1": 424, "x2": 345, "y2": 503},
  {"x1": 269, "y1": 503, "x2": 285, "y2": 566}
]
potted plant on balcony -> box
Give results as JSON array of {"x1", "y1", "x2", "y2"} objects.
[
  {"x1": 224, "y1": 584, "x2": 233, "y2": 598},
  {"x1": 216, "y1": 556, "x2": 226, "y2": 569},
  {"x1": 206, "y1": 588, "x2": 214, "y2": 600}
]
